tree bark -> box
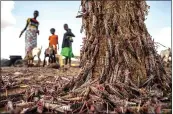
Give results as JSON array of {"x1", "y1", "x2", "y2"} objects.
[
  {"x1": 77, "y1": 0, "x2": 171, "y2": 91},
  {"x1": 66, "y1": 4, "x2": 172, "y2": 110}
]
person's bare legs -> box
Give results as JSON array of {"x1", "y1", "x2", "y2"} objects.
[
  {"x1": 69, "y1": 57, "x2": 71, "y2": 67},
  {"x1": 64, "y1": 57, "x2": 69, "y2": 69},
  {"x1": 65, "y1": 57, "x2": 68, "y2": 65}
]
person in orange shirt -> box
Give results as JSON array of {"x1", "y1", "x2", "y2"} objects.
[{"x1": 49, "y1": 28, "x2": 59, "y2": 54}]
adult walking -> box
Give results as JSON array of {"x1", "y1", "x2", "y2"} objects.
[
  {"x1": 61, "y1": 24, "x2": 75, "y2": 67},
  {"x1": 19, "y1": 10, "x2": 39, "y2": 54}
]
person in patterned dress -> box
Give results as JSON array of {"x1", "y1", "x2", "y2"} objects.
[{"x1": 19, "y1": 10, "x2": 39, "y2": 55}]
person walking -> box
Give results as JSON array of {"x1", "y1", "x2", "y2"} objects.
[{"x1": 19, "y1": 10, "x2": 39, "y2": 55}]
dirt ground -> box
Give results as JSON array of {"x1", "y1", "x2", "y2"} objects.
[
  {"x1": 0, "y1": 61, "x2": 171, "y2": 113},
  {"x1": 1, "y1": 66, "x2": 80, "y2": 87},
  {"x1": 0, "y1": 66, "x2": 80, "y2": 112},
  {"x1": 1, "y1": 66, "x2": 80, "y2": 83}
]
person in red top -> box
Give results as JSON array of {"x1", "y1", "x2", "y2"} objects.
[{"x1": 49, "y1": 28, "x2": 59, "y2": 54}]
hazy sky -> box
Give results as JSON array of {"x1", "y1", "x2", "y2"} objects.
[{"x1": 1, "y1": 1, "x2": 171, "y2": 59}]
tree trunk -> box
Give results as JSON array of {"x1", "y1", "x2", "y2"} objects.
[
  {"x1": 77, "y1": 0, "x2": 171, "y2": 91},
  {"x1": 63, "y1": 2, "x2": 172, "y2": 112}
]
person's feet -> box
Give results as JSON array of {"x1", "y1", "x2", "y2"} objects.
[{"x1": 64, "y1": 64, "x2": 68, "y2": 69}]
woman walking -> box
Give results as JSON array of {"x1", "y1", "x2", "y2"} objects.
[
  {"x1": 61, "y1": 24, "x2": 75, "y2": 67},
  {"x1": 19, "y1": 10, "x2": 39, "y2": 54}
]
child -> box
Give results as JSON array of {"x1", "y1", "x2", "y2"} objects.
[
  {"x1": 61, "y1": 24, "x2": 75, "y2": 67},
  {"x1": 49, "y1": 28, "x2": 59, "y2": 54}
]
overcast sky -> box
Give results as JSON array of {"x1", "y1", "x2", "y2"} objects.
[{"x1": 1, "y1": 1, "x2": 171, "y2": 60}]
